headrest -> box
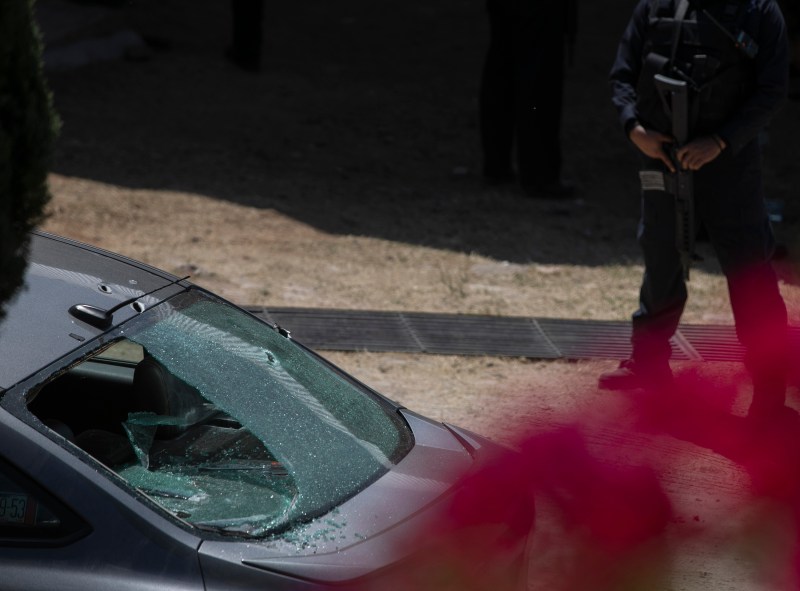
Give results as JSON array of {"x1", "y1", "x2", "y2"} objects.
[{"x1": 131, "y1": 354, "x2": 172, "y2": 416}]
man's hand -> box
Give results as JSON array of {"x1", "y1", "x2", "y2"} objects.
[
  {"x1": 676, "y1": 136, "x2": 726, "y2": 171},
  {"x1": 629, "y1": 124, "x2": 676, "y2": 172}
]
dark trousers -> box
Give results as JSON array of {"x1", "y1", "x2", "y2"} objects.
[
  {"x1": 479, "y1": 9, "x2": 565, "y2": 188},
  {"x1": 230, "y1": 0, "x2": 264, "y2": 68},
  {"x1": 633, "y1": 142, "x2": 788, "y2": 410}
]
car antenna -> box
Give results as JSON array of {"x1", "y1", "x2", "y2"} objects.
[{"x1": 69, "y1": 275, "x2": 191, "y2": 330}]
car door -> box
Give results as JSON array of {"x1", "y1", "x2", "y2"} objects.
[{"x1": 0, "y1": 408, "x2": 205, "y2": 591}]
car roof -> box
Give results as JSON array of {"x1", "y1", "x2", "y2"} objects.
[{"x1": 0, "y1": 232, "x2": 185, "y2": 390}]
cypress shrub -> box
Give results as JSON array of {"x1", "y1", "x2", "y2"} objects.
[{"x1": 0, "y1": 0, "x2": 60, "y2": 317}]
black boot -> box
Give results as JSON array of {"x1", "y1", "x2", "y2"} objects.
[{"x1": 598, "y1": 359, "x2": 674, "y2": 392}]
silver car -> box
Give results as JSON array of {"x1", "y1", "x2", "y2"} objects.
[{"x1": 0, "y1": 232, "x2": 530, "y2": 590}]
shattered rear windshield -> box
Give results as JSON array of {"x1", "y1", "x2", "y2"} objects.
[{"x1": 29, "y1": 290, "x2": 412, "y2": 537}]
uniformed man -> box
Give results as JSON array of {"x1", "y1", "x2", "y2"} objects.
[{"x1": 600, "y1": 0, "x2": 791, "y2": 419}]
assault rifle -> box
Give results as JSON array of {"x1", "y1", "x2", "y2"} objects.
[{"x1": 655, "y1": 73, "x2": 694, "y2": 280}]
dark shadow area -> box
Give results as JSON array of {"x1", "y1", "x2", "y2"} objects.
[{"x1": 36, "y1": 0, "x2": 800, "y2": 266}]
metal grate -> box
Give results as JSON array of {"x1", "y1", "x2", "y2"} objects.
[
  {"x1": 537, "y1": 318, "x2": 635, "y2": 361},
  {"x1": 676, "y1": 325, "x2": 744, "y2": 362},
  {"x1": 403, "y1": 313, "x2": 560, "y2": 358},
  {"x1": 252, "y1": 308, "x2": 420, "y2": 353},
  {"x1": 244, "y1": 307, "x2": 799, "y2": 362}
]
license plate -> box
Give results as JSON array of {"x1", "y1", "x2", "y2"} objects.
[{"x1": 0, "y1": 492, "x2": 35, "y2": 525}]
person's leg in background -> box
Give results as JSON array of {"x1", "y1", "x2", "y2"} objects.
[{"x1": 227, "y1": 0, "x2": 264, "y2": 72}]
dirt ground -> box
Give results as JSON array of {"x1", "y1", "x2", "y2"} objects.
[{"x1": 35, "y1": 0, "x2": 800, "y2": 588}]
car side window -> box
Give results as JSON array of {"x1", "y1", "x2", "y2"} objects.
[{"x1": 0, "y1": 459, "x2": 89, "y2": 546}]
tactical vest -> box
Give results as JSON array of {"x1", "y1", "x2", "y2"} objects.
[{"x1": 635, "y1": 0, "x2": 757, "y2": 137}]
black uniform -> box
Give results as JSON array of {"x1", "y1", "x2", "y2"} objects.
[
  {"x1": 479, "y1": 0, "x2": 577, "y2": 193},
  {"x1": 608, "y1": 0, "x2": 790, "y2": 413},
  {"x1": 783, "y1": 0, "x2": 800, "y2": 81}
]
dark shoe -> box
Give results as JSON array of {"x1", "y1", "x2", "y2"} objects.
[
  {"x1": 225, "y1": 47, "x2": 261, "y2": 73},
  {"x1": 748, "y1": 374, "x2": 788, "y2": 421},
  {"x1": 598, "y1": 359, "x2": 673, "y2": 391},
  {"x1": 483, "y1": 170, "x2": 516, "y2": 187},
  {"x1": 523, "y1": 180, "x2": 576, "y2": 199},
  {"x1": 746, "y1": 404, "x2": 797, "y2": 432},
  {"x1": 771, "y1": 243, "x2": 789, "y2": 261}
]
